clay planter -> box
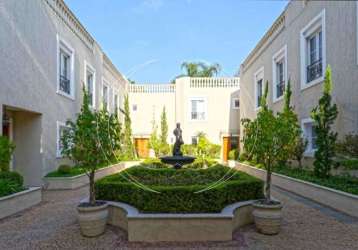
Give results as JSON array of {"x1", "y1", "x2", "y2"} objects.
[
  {"x1": 77, "y1": 202, "x2": 108, "y2": 237},
  {"x1": 252, "y1": 200, "x2": 282, "y2": 235}
]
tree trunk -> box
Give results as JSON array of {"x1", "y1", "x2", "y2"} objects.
[
  {"x1": 265, "y1": 161, "x2": 271, "y2": 202},
  {"x1": 89, "y1": 171, "x2": 96, "y2": 206}
]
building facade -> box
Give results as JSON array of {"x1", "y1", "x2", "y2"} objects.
[
  {"x1": 128, "y1": 77, "x2": 240, "y2": 159},
  {"x1": 0, "y1": 0, "x2": 127, "y2": 186},
  {"x1": 240, "y1": 1, "x2": 358, "y2": 159}
]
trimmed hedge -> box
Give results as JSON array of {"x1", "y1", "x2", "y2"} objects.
[
  {"x1": 0, "y1": 171, "x2": 24, "y2": 197},
  {"x1": 95, "y1": 165, "x2": 264, "y2": 213},
  {"x1": 140, "y1": 158, "x2": 169, "y2": 169}
]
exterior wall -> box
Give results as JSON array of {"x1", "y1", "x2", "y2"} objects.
[
  {"x1": 240, "y1": 1, "x2": 358, "y2": 154},
  {"x1": 129, "y1": 78, "x2": 240, "y2": 147},
  {"x1": 0, "y1": 0, "x2": 127, "y2": 185}
]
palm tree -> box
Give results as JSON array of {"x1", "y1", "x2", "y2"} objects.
[{"x1": 176, "y1": 61, "x2": 221, "y2": 79}]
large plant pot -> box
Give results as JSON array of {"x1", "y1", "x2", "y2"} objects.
[
  {"x1": 77, "y1": 202, "x2": 108, "y2": 237},
  {"x1": 252, "y1": 200, "x2": 282, "y2": 235}
]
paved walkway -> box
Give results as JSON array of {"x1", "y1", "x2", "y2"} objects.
[{"x1": 0, "y1": 186, "x2": 357, "y2": 250}]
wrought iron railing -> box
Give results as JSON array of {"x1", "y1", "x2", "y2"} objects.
[
  {"x1": 306, "y1": 59, "x2": 322, "y2": 83},
  {"x1": 59, "y1": 75, "x2": 71, "y2": 94}
]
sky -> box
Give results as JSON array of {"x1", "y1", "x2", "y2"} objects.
[{"x1": 65, "y1": 0, "x2": 288, "y2": 83}]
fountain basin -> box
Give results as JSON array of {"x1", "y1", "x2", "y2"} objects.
[{"x1": 160, "y1": 155, "x2": 196, "y2": 169}]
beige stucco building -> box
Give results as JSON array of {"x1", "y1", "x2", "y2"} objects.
[
  {"x1": 128, "y1": 77, "x2": 240, "y2": 158},
  {"x1": 240, "y1": 1, "x2": 358, "y2": 158},
  {"x1": 0, "y1": 0, "x2": 127, "y2": 186}
]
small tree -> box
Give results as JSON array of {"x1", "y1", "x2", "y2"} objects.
[
  {"x1": 292, "y1": 137, "x2": 308, "y2": 168},
  {"x1": 61, "y1": 88, "x2": 108, "y2": 206},
  {"x1": 242, "y1": 81, "x2": 296, "y2": 202},
  {"x1": 311, "y1": 66, "x2": 338, "y2": 178},
  {"x1": 0, "y1": 136, "x2": 15, "y2": 172},
  {"x1": 149, "y1": 117, "x2": 160, "y2": 156},
  {"x1": 159, "y1": 107, "x2": 170, "y2": 155},
  {"x1": 123, "y1": 95, "x2": 136, "y2": 160},
  {"x1": 277, "y1": 80, "x2": 301, "y2": 165}
]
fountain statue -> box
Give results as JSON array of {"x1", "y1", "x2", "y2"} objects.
[{"x1": 160, "y1": 123, "x2": 196, "y2": 169}]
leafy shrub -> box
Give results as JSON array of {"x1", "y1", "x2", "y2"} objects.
[
  {"x1": 0, "y1": 171, "x2": 23, "y2": 186},
  {"x1": 0, "y1": 179, "x2": 24, "y2": 197},
  {"x1": 95, "y1": 165, "x2": 264, "y2": 213},
  {"x1": 57, "y1": 164, "x2": 72, "y2": 174},
  {"x1": 228, "y1": 149, "x2": 240, "y2": 160},
  {"x1": 336, "y1": 133, "x2": 358, "y2": 158},
  {"x1": 239, "y1": 152, "x2": 248, "y2": 162},
  {"x1": 141, "y1": 158, "x2": 169, "y2": 168},
  {"x1": 335, "y1": 157, "x2": 358, "y2": 170},
  {"x1": 184, "y1": 158, "x2": 217, "y2": 169},
  {"x1": 0, "y1": 136, "x2": 15, "y2": 172},
  {"x1": 181, "y1": 144, "x2": 197, "y2": 156}
]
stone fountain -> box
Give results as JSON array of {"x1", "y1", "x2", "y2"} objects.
[{"x1": 160, "y1": 123, "x2": 196, "y2": 169}]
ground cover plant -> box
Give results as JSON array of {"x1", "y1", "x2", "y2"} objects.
[
  {"x1": 0, "y1": 171, "x2": 24, "y2": 197},
  {"x1": 95, "y1": 164, "x2": 264, "y2": 213}
]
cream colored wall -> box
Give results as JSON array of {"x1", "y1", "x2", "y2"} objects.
[
  {"x1": 129, "y1": 78, "x2": 240, "y2": 146},
  {"x1": 240, "y1": 1, "x2": 358, "y2": 151}
]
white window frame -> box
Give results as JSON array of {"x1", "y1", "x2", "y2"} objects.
[
  {"x1": 300, "y1": 9, "x2": 326, "y2": 90},
  {"x1": 113, "y1": 89, "x2": 119, "y2": 114},
  {"x1": 232, "y1": 97, "x2": 240, "y2": 109},
  {"x1": 189, "y1": 97, "x2": 207, "y2": 122},
  {"x1": 56, "y1": 121, "x2": 69, "y2": 158},
  {"x1": 101, "y1": 78, "x2": 110, "y2": 110},
  {"x1": 254, "y1": 67, "x2": 264, "y2": 111},
  {"x1": 57, "y1": 34, "x2": 75, "y2": 100},
  {"x1": 272, "y1": 45, "x2": 287, "y2": 103},
  {"x1": 301, "y1": 118, "x2": 317, "y2": 157},
  {"x1": 84, "y1": 60, "x2": 96, "y2": 109}
]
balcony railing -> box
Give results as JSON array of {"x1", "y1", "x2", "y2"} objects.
[
  {"x1": 306, "y1": 59, "x2": 322, "y2": 83},
  {"x1": 59, "y1": 75, "x2": 71, "y2": 95},
  {"x1": 276, "y1": 81, "x2": 285, "y2": 98}
]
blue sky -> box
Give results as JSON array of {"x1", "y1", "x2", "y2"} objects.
[{"x1": 65, "y1": 0, "x2": 288, "y2": 83}]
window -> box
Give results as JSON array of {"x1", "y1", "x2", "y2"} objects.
[
  {"x1": 254, "y1": 67, "x2": 264, "y2": 109},
  {"x1": 300, "y1": 9, "x2": 326, "y2": 89},
  {"x1": 84, "y1": 61, "x2": 95, "y2": 108},
  {"x1": 191, "y1": 136, "x2": 198, "y2": 145},
  {"x1": 302, "y1": 118, "x2": 317, "y2": 156},
  {"x1": 232, "y1": 98, "x2": 240, "y2": 109},
  {"x1": 113, "y1": 91, "x2": 119, "y2": 114},
  {"x1": 132, "y1": 104, "x2": 137, "y2": 111},
  {"x1": 230, "y1": 136, "x2": 239, "y2": 150},
  {"x1": 190, "y1": 98, "x2": 206, "y2": 121},
  {"x1": 272, "y1": 45, "x2": 287, "y2": 102},
  {"x1": 57, "y1": 36, "x2": 75, "y2": 99},
  {"x1": 102, "y1": 81, "x2": 109, "y2": 110},
  {"x1": 56, "y1": 121, "x2": 69, "y2": 158}
]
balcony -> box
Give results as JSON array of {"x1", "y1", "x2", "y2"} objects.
[
  {"x1": 306, "y1": 59, "x2": 322, "y2": 83},
  {"x1": 59, "y1": 75, "x2": 71, "y2": 95}
]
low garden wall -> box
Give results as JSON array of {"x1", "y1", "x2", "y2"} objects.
[
  {"x1": 43, "y1": 161, "x2": 139, "y2": 190},
  {"x1": 105, "y1": 200, "x2": 255, "y2": 242},
  {"x1": 233, "y1": 161, "x2": 358, "y2": 218},
  {"x1": 0, "y1": 187, "x2": 42, "y2": 220}
]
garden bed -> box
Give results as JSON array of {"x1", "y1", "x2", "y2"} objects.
[
  {"x1": 95, "y1": 164, "x2": 264, "y2": 213},
  {"x1": 43, "y1": 161, "x2": 139, "y2": 190},
  {"x1": 0, "y1": 187, "x2": 42, "y2": 220},
  {"x1": 234, "y1": 161, "x2": 358, "y2": 218}
]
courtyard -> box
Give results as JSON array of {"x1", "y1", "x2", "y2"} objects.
[{"x1": 0, "y1": 186, "x2": 356, "y2": 250}]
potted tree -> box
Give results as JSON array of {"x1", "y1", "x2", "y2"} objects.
[
  {"x1": 242, "y1": 81, "x2": 298, "y2": 235},
  {"x1": 61, "y1": 88, "x2": 111, "y2": 237}
]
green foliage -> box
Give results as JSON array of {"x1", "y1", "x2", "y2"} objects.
[
  {"x1": 95, "y1": 165, "x2": 264, "y2": 213},
  {"x1": 239, "y1": 152, "x2": 249, "y2": 162},
  {"x1": 177, "y1": 62, "x2": 221, "y2": 79},
  {"x1": 336, "y1": 158, "x2": 358, "y2": 170},
  {"x1": 241, "y1": 81, "x2": 297, "y2": 201},
  {"x1": 228, "y1": 149, "x2": 240, "y2": 161},
  {"x1": 140, "y1": 158, "x2": 169, "y2": 169},
  {"x1": 311, "y1": 66, "x2": 338, "y2": 178},
  {"x1": 123, "y1": 95, "x2": 136, "y2": 160},
  {"x1": 61, "y1": 87, "x2": 122, "y2": 205},
  {"x1": 181, "y1": 144, "x2": 197, "y2": 156},
  {"x1": 0, "y1": 171, "x2": 24, "y2": 197},
  {"x1": 57, "y1": 164, "x2": 72, "y2": 175},
  {"x1": 149, "y1": 108, "x2": 170, "y2": 157},
  {"x1": 0, "y1": 136, "x2": 15, "y2": 172},
  {"x1": 292, "y1": 137, "x2": 308, "y2": 168},
  {"x1": 160, "y1": 107, "x2": 168, "y2": 146},
  {"x1": 185, "y1": 158, "x2": 217, "y2": 169},
  {"x1": 274, "y1": 165, "x2": 358, "y2": 195},
  {"x1": 336, "y1": 133, "x2": 358, "y2": 158},
  {"x1": 0, "y1": 171, "x2": 23, "y2": 186}
]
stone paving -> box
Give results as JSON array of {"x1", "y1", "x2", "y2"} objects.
[{"x1": 0, "y1": 186, "x2": 357, "y2": 250}]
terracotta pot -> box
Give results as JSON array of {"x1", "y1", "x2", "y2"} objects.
[
  {"x1": 77, "y1": 202, "x2": 108, "y2": 237},
  {"x1": 252, "y1": 200, "x2": 283, "y2": 235}
]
